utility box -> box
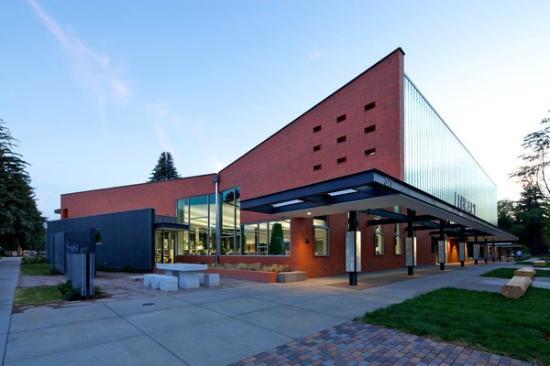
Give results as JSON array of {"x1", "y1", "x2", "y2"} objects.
[{"x1": 345, "y1": 231, "x2": 361, "y2": 272}]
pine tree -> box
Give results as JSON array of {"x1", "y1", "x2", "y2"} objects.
[
  {"x1": 269, "y1": 223, "x2": 285, "y2": 255},
  {"x1": 513, "y1": 183, "x2": 550, "y2": 255},
  {"x1": 0, "y1": 119, "x2": 45, "y2": 254},
  {"x1": 149, "y1": 152, "x2": 180, "y2": 182}
]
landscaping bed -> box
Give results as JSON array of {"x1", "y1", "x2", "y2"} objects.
[
  {"x1": 207, "y1": 262, "x2": 290, "y2": 283},
  {"x1": 482, "y1": 267, "x2": 550, "y2": 279},
  {"x1": 361, "y1": 287, "x2": 550, "y2": 365}
]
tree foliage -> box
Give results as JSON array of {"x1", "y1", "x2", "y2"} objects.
[
  {"x1": 512, "y1": 112, "x2": 550, "y2": 199},
  {"x1": 0, "y1": 119, "x2": 45, "y2": 254},
  {"x1": 149, "y1": 152, "x2": 180, "y2": 182},
  {"x1": 269, "y1": 223, "x2": 285, "y2": 255}
]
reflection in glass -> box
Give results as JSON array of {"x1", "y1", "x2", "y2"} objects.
[{"x1": 404, "y1": 75, "x2": 497, "y2": 224}]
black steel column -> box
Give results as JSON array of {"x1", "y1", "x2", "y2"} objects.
[
  {"x1": 348, "y1": 211, "x2": 359, "y2": 286},
  {"x1": 493, "y1": 241, "x2": 497, "y2": 262},
  {"x1": 407, "y1": 209, "x2": 415, "y2": 276},
  {"x1": 439, "y1": 220, "x2": 445, "y2": 271},
  {"x1": 459, "y1": 228, "x2": 465, "y2": 267},
  {"x1": 484, "y1": 238, "x2": 488, "y2": 263},
  {"x1": 474, "y1": 235, "x2": 478, "y2": 265}
]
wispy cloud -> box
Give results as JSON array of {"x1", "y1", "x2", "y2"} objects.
[
  {"x1": 306, "y1": 49, "x2": 324, "y2": 63},
  {"x1": 26, "y1": 0, "x2": 131, "y2": 109}
]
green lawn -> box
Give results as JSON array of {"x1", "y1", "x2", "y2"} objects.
[
  {"x1": 482, "y1": 267, "x2": 550, "y2": 279},
  {"x1": 14, "y1": 286, "x2": 64, "y2": 306},
  {"x1": 20, "y1": 262, "x2": 54, "y2": 276},
  {"x1": 361, "y1": 287, "x2": 550, "y2": 365}
]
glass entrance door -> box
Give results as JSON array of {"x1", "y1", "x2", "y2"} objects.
[{"x1": 155, "y1": 230, "x2": 176, "y2": 263}]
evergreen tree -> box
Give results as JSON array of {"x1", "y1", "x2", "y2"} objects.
[
  {"x1": 497, "y1": 199, "x2": 516, "y2": 232},
  {"x1": 149, "y1": 152, "x2": 180, "y2": 182},
  {"x1": 513, "y1": 183, "x2": 550, "y2": 255},
  {"x1": 0, "y1": 119, "x2": 45, "y2": 254},
  {"x1": 269, "y1": 223, "x2": 285, "y2": 255}
]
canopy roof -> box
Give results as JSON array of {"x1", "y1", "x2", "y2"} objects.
[{"x1": 241, "y1": 169, "x2": 517, "y2": 242}]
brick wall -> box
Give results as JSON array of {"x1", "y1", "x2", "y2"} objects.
[{"x1": 61, "y1": 174, "x2": 216, "y2": 219}]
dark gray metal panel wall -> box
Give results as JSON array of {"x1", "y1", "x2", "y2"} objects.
[{"x1": 47, "y1": 209, "x2": 154, "y2": 271}]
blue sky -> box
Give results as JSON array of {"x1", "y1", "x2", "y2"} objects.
[{"x1": 1, "y1": 0, "x2": 550, "y2": 219}]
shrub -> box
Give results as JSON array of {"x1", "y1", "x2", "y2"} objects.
[
  {"x1": 22, "y1": 256, "x2": 47, "y2": 265},
  {"x1": 57, "y1": 281, "x2": 105, "y2": 301},
  {"x1": 209, "y1": 262, "x2": 290, "y2": 273}
]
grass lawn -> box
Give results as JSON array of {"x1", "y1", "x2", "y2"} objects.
[
  {"x1": 482, "y1": 267, "x2": 550, "y2": 279},
  {"x1": 14, "y1": 286, "x2": 64, "y2": 306},
  {"x1": 20, "y1": 262, "x2": 53, "y2": 276},
  {"x1": 517, "y1": 260, "x2": 550, "y2": 267},
  {"x1": 361, "y1": 287, "x2": 550, "y2": 365}
]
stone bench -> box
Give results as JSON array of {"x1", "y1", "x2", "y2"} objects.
[
  {"x1": 514, "y1": 267, "x2": 536, "y2": 278},
  {"x1": 159, "y1": 275, "x2": 178, "y2": 291},
  {"x1": 533, "y1": 260, "x2": 547, "y2": 267},
  {"x1": 501, "y1": 275, "x2": 532, "y2": 299},
  {"x1": 277, "y1": 271, "x2": 307, "y2": 283},
  {"x1": 204, "y1": 273, "x2": 220, "y2": 287}
]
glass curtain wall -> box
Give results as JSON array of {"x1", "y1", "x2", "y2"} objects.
[
  {"x1": 404, "y1": 75, "x2": 497, "y2": 224},
  {"x1": 176, "y1": 187, "x2": 240, "y2": 255},
  {"x1": 241, "y1": 220, "x2": 291, "y2": 255}
]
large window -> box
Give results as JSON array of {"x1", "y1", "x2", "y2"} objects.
[
  {"x1": 375, "y1": 224, "x2": 384, "y2": 255},
  {"x1": 221, "y1": 187, "x2": 240, "y2": 254},
  {"x1": 241, "y1": 220, "x2": 290, "y2": 255},
  {"x1": 314, "y1": 217, "x2": 329, "y2": 256},
  {"x1": 176, "y1": 187, "x2": 239, "y2": 255}
]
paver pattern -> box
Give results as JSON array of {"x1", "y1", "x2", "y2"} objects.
[{"x1": 231, "y1": 321, "x2": 530, "y2": 366}]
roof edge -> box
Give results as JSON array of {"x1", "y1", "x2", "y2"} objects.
[{"x1": 62, "y1": 173, "x2": 217, "y2": 197}]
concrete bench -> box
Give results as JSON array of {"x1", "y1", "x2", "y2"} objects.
[
  {"x1": 501, "y1": 275, "x2": 532, "y2": 299},
  {"x1": 204, "y1": 273, "x2": 220, "y2": 287},
  {"x1": 159, "y1": 275, "x2": 178, "y2": 291},
  {"x1": 533, "y1": 260, "x2": 547, "y2": 267},
  {"x1": 144, "y1": 274, "x2": 159, "y2": 288},
  {"x1": 277, "y1": 271, "x2": 307, "y2": 283},
  {"x1": 514, "y1": 267, "x2": 536, "y2": 278}
]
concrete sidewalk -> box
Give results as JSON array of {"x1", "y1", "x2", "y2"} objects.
[
  {"x1": 0, "y1": 257, "x2": 20, "y2": 366},
  {"x1": 4, "y1": 262, "x2": 518, "y2": 366}
]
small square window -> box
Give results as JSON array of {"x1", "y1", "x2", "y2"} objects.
[
  {"x1": 313, "y1": 164, "x2": 322, "y2": 171},
  {"x1": 336, "y1": 114, "x2": 346, "y2": 123},
  {"x1": 337, "y1": 157, "x2": 347, "y2": 164},
  {"x1": 313, "y1": 125, "x2": 322, "y2": 133},
  {"x1": 364, "y1": 102, "x2": 376, "y2": 111},
  {"x1": 365, "y1": 148, "x2": 376, "y2": 156},
  {"x1": 364, "y1": 125, "x2": 376, "y2": 134},
  {"x1": 337, "y1": 136, "x2": 347, "y2": 144},
  {"x1": 313, "y1": 145, "x2": 321, "y2": 152}
]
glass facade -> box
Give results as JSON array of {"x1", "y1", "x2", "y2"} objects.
[
  {"x1": 404, "y1": 75, "x2": 497, "y2": 224},
  {"x1": 176, "y1": 187, "x2": 240, "y2": 255}
]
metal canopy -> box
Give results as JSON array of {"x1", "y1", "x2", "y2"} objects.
[{"x1": 240, "y1": 169, "x2": 517, "y2": 241}]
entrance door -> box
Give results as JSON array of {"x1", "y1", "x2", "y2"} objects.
[{"x1": 155, "y1": 230, "x2": 176, "y2": 263}]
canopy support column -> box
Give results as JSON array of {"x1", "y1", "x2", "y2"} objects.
[
  {"x1": 346, "y1": 211, "x2": 361, "y2": 286},
  {"x1": 406, "y1": 209, "x2": 416, "y2": 276}
]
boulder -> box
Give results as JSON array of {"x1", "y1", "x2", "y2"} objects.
[
  {"x1": 513, "y1": 267, "x2": 536, "y2": 278},
  {"x1": 533, "y1": 260, "x2": 547, "y2": 267},
  {"x1": 501, "y1": 276, "x2": 532, "y2": 299}
]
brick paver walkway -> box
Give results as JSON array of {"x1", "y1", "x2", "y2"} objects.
[{"x1": 231, "y1": 321, "x2": 529, "y2": 366}]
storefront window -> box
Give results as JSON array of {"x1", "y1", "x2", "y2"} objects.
[
  {"x1": 314, "y1": 217, "x2": 329, "y2": 256},
  {"x1": 240, "y1": 220, "x2": 291, "y2": 255},
  {"x1": 176, "y1": 187, "x2": 240, "y2": 255}
]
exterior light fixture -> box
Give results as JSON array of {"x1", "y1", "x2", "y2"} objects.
[{"x1": 307, "y1": 212, "x2": 312, "y2": 215}]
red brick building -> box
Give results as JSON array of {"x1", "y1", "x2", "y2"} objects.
[{"x1": 50, "y1": 49, "x2": 514, "y2": 278}]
